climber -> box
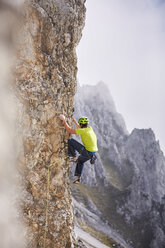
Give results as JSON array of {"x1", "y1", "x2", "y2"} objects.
[{"x1": 59, "y1": 114, "x2": 98, "y2": 184}]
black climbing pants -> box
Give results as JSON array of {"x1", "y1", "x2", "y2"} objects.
[{"x1": 68, "y1": 138, "x2": 93, "y2": 177}]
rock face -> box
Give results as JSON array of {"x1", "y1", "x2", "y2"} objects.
[
  {"x1": 15, "y1": 0, "x2": 86, "y2": 247},
  {"x1": 73, "y1": 83, "x2": 165, "y2": 248},
  {"x1": 118, "y1": 128, "x2": 165, "y2": 248}
]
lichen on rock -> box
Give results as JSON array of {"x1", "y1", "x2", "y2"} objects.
[{"x1": 15, "y1": 0, "x2": 86, "y2": 247}]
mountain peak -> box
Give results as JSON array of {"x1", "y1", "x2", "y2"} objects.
[{"x1": 78, "y1": 82, "x2": 116, "y2": 113}]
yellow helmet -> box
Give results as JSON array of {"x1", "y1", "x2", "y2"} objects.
[{"x1": 78, "y1": 116, "x2": 89, "y2": 125}]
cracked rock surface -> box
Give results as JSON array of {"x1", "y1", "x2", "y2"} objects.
[{"x1": 15, "y1": 0, "x2": 86, "y2": 247}]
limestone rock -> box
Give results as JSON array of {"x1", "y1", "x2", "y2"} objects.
[{"x1": 15, "y1": 0, "x2": 86, "y2": 247}]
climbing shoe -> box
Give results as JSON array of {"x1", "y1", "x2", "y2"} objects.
[
  {"x1": 73, "y1": 178, "x2": 80, "y2": 184},
  {"x1": 90, "y1": 154, "x2": 97, "y2": 164},
  {"x1": 69, "y1": 157, "x2": 77, "y2": 163}
]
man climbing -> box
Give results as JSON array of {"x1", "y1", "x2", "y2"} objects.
[{"x1": 59, "y1": 114, "x2": 98, "y2": 184}]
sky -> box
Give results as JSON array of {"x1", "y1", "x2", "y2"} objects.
[{"x1": 77, "y1": 0, "x2": 165, "y2": 153}]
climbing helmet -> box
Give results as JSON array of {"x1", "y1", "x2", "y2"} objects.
[{"x1": 78, "y1": 116, "x2": 89, "y2": 125}]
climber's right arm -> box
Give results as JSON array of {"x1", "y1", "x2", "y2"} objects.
[
  {"x1": 59, "y1": 114, "x2": 76, "y2": 134},
  {"x1": 63, "y1": 120, "x2": 76, "y2": 134}
]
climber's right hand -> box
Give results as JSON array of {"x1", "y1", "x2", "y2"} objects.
[{"x1": 59, "y1": 114, "x2": 66, "y2": 121}]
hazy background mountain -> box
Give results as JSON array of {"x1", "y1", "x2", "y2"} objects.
[
  {"x1": 71, "y1": 82, "x2": 165, "y2": 248},
  {"x1": 77, "y1": 0, "x2": 165, "y2": 153}
]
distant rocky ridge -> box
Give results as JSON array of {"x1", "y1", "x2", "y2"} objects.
[
  {"x1": 72, "y1": 82, "x2": 165, "y2": 248},
  {"x1": 119, "y1": 128, "x2": 165, "y2": 248}
]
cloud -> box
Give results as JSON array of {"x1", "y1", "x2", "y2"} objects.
[{"x1": 77, "y1": 0, "x2": 165, "y2": 152}]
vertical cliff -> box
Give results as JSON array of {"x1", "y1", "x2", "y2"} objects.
[{"x1": 15, "y1": 0, "x2": 86, "y2": 247}]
